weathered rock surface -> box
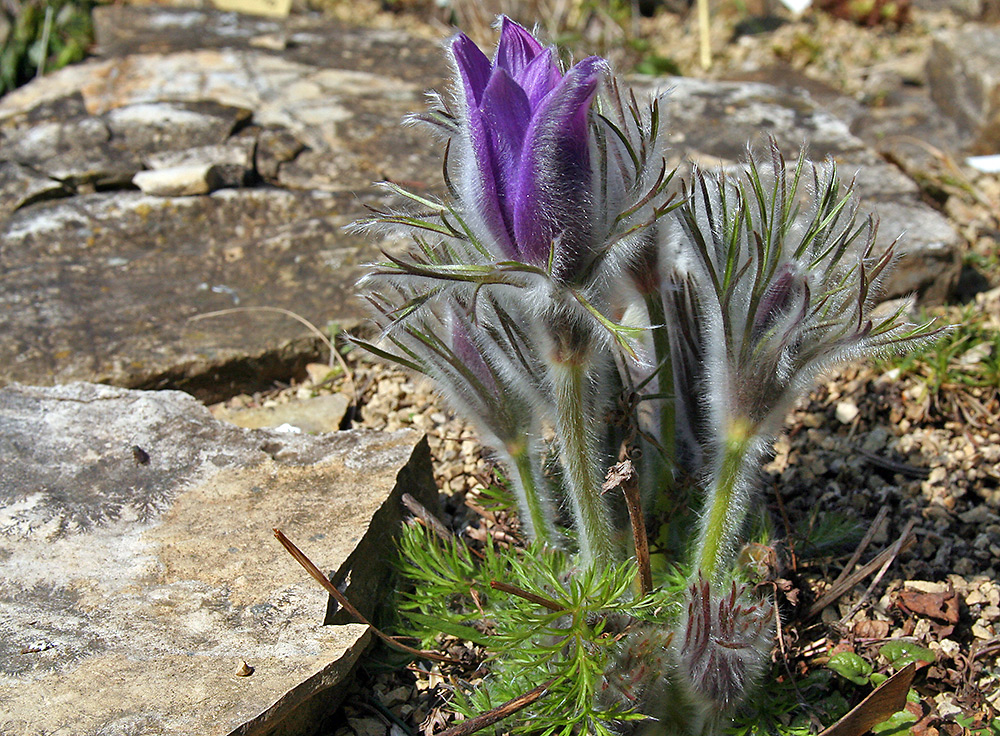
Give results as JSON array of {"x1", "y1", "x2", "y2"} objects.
[
  {"x1": 0, "y1": 6, "x2": 961, "y2": 396},
  {"x1": 212, "y1": 392, "x2": 351, "y2": 432},
  {"x1": 913, "y1": 0, "x2": 1000, "y2": 20},
  {"x1": 0, "y1": 381, "x2": 436, "y2": 736},
  {"x1": 0, "y1": 7, "x2": 446, "y2": 399},
  {"x1": 928, "y1": 23, "x2": 1000, "y2": 153}
]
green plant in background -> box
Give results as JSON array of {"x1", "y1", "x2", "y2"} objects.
[
  {"x1": 955, "y1": 714, "x2": 1000, "y2": 736},
  {"x1": 355, "y1": 17, "x2": 942, "y2": 736},
  {"x1": 874, "y1": 303, "x2": 999, "y2": 423},
  {"x1": 825, "y1": 643, "x2": 936, "y2": 735},
  {"x1": 0, "y1": 0, "x2": 95, "y2": 96}
]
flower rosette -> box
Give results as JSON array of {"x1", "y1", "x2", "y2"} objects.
[
  {"x1": 352, "y1": 18, "x2": 946, "y2": 735},
  {"x1": 356, "y1": 18, "x2": 673, "y2": 567}
]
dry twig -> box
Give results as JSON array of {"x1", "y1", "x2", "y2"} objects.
[{"x1": 273, "y1": 528, "x2": 461, "y2": 664}]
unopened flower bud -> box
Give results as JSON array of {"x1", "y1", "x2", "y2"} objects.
[{"x1": 677, "y1": 575, "x2": 774, "y2": 710}]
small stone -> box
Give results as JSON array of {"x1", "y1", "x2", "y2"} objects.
[
  {"x1": 936, "y1": 639, "x2": 961, "y2": 658},
  {"x1": 879, "y1": 367, "x2": 901, "y2": 382},
  {"x1": 392, "y1": 704, "x2": 414, "y2": 720},
  {"x1": 972, "y1": 622, "x2": 995, "y2": 639},
  {"x1": 904, "y1": 580, "x2": 949, "y2": 594},
  {"x1": 381, "y1": 685, "x2": 413, "y2": 708},
  {"x1": 801, "y1": 412, "x2": 823, "y2": 428},
  {"x1": 934, "y1": 693, "x2": 963, "y2": 720},
  {"x1": 132, "y1": 164, "x2": 221, "y2": 196},
  {"x1": 959, "y1": 506, "x2": 1000, "y2": 524},
  {"x1": 348, "y1": 717, "x2": 387, "y2": 736},
  {"x1": 912, "y1": 618, "x2": 932, "y2": 638},
  {"x1": 922, "y1": 505, "x2": 953, "y2": 523},
  {"x1": 306, "y1": 362, "x2": 336, "y2": 385},
  {"x1": 984, "y1": 583, "x2": 1000, "y2": 606},
  {"x1": 235, "y1": 660, "x2": 254, "y2": 677},
  {"x1": 835, "y1": 400, "x2": 859, "y2": 424},
  {"x1": 927, "y1": 466, "x2": 948, "y2": 484},
  {"x1": 249, "y1": 32, "x2": 288, "y2": 51},
  {"x1": 861, "y1": 426, "x2": 890, "y2": 454},
  {"x1": 954, "y1": 558, "x2": 976, "y2": 576}
]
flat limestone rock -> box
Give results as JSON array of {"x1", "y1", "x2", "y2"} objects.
[
  {"x1": 0, "y1": 161, "x2": 67, "y2": 217},
  {"x1": 212, "y1": 392, "x2": 351, "y2": 432},
  {"x1": 0, "y1": 382, "x2": 436, "y2": 736},
  {"x1": 0, "y1": 9, "x2": 442, "y2": 399},
  {"x1": 0, "y1": 188, "x2": 378, "y2": 401},
  {"x1": 928, "y1": 23, "x2": 1000, "y2": 153},
  {"x1": 0, "y1": 7, "x2": 961, "y2": 396}
]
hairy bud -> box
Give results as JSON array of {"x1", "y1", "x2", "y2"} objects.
[{"x1": 677, "y1": 575, "x2": 775, "y2": 710}]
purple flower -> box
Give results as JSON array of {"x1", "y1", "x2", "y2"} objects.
[{"x1": 452, "y1": 19, "x2": 607, "y2": 275}]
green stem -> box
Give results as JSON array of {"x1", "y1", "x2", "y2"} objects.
[
  {"x1": 643, "y1": 293, "x2": 676, "y2": 494},
  {"x1": 550, "y1": 357, "x2": 617, "y2": 568},
  {"x1": 508, "y1": 442, "x2": 558, "y2": 546},
  {"x1": 697, "y1": 417, "x2": 753, "y2": 584}
]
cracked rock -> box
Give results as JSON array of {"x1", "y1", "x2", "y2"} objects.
[{"x1": 0, "y1": 381, "x2": 437, "y2": 736}]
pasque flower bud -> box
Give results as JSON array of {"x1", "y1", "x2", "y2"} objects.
[
  {"x1": 677, "y1": 575, "x2": 774, "y2": 711},
  {"x1": 452, "y1": 18, "x2": 607, "y2": 281}
]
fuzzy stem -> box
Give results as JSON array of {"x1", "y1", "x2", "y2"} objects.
[
  {"x1": 507, "y1": 441, "x2": 558, "y2": 546},
  {"x1": 643, "y1": 293, "x2": 676, "y2": 493},
  {"x1": 696, "y1": 417, "x2": 753, "y2": 584},
  {"x1": 549, "y1": 353, "x2": 617, "y2": 568}
]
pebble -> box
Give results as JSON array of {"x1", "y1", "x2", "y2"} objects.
[
  {"x1": 936, "y1": 639, "x2": 960, "y2": 658},
  {"x1": 348, "y1": 717, "x2": 386, "y2": 736},
  {"x1": 132, "y1": 164, "x2": 220, "y2": 196},
  {"x1": 904, "y1": 580, "x2": 949, "y2": 594},
  {"x1": 392, "y1": 704, "x2": 414, "y2": 720},
  {"x1": 934, "y1": 693, "x2": 963, "y2": 719},
  {"x1": 912, "y1": 618, "x2": 932, "y2": 638},
  {"x1": 971, "y1": 622, "x2": 995, "y2": 639},
  {"x1": 381, "y1": 686, "x2": 413, "y2": 708},
  {"x1": 984, "y1": 583, "x2": 1000, "y2": 606},
  {"x1": 954, "y1": 558, "x2": 976, "y2": 576},
  {"x1": 305, "y1": 362, "x2": 334, "y2": 385},
  {"x1": 835, "y1": 400, "x2": 859, "y2": 424},
  {"x1": 959, "y1": 506, "x2": 999, "y2": 526},
  {"x1": 861, "y1": 426, "x2": 890, "y2": 453}
]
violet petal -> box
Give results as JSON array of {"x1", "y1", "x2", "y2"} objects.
[
  {"x1": 518, "y1": 48, "x2": 563, "y2": 110},
  {"x1": 494, "y1": 17, "x2": 544, "y2": 78},
  {"x1": 513, "y1": 56, "x2": 605, "y2": 271},
  {"x1": 453, "y1": 33, "x2": 492, "y2": 107},
  {"x1": 466, "y1": 102, "x2": 517, "y2": 258},
  {"x1": 479, "y1": 68, "x2": 532, "y2": 248}
]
